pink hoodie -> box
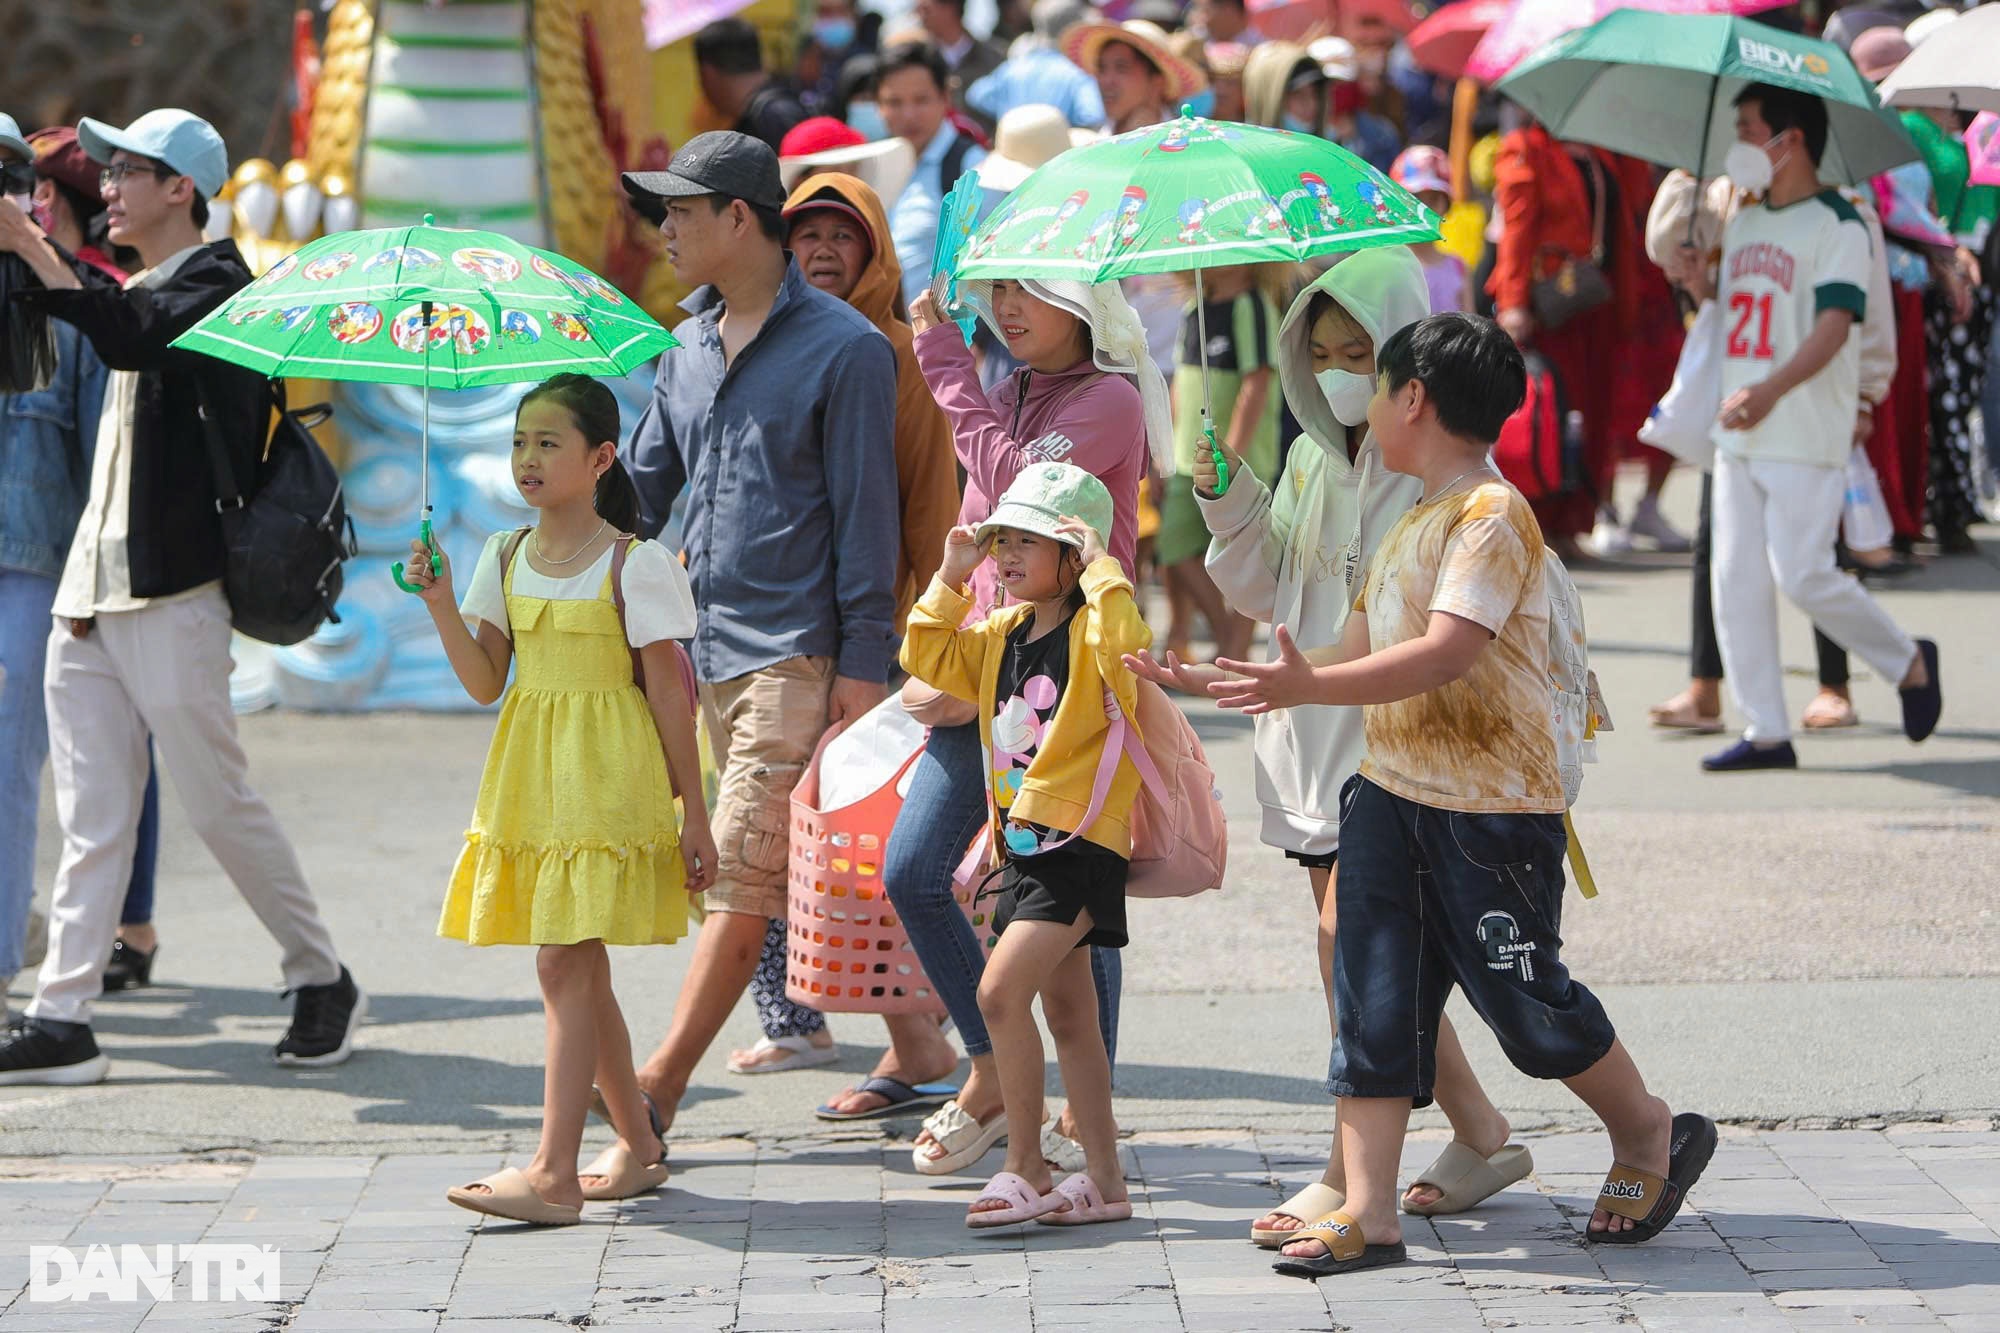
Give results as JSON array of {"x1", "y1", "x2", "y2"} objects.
[{"x1": 914, "y1": 323, "x2": 1148, "y2": 617}]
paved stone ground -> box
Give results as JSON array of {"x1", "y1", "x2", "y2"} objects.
[{"x1": 4, "y1": 1126, "x2": 2000, "y2": 1330}]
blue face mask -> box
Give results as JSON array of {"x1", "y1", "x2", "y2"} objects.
[
  {"x1": 812, "y1": 16, "x2": 856, "y2": 50},
  {"x1": 1182, "y1": 87, "x2": 1216, "y2": 119},
  {"x1": 846, "y1": 101, "x2": 889, "y2": 142}
]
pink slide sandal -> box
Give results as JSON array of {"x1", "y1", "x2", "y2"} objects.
[
  {"x1": 965, "y1": 1171, "x2": 1062, "y2": 1229},
  {"x1": 1038, "y1": 1173, "x2": 1134, "y2": 1227}
]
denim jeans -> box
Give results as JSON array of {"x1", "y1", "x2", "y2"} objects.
[
  {"x1": 1, "y1": 570, "x2": 163, "y2": 979},
  {"x1": 883, "y1": 721, "x2": 1122, "y2": 1068},
  {"x1": 1328, "y1": 775, "x2": 1616, "y2": 1107}
]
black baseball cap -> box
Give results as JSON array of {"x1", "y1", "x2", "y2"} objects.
[{"x1": 622, "y1": 131, "x2": 787, "y2": 218}]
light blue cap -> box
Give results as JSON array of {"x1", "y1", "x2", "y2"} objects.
[
  {"x1": 0, "y1": 114, "x2": 29, "y2": 161},
  {"x1": 77, "y1": 108, "x2": 227, "y2": 200}
]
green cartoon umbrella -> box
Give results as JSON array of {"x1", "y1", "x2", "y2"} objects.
[
  {"x1": 172, "y1": 216, "x2": 678, "y2": 592},
  {"x1": 954, "y1": 113, "x2": 1439, "y2": 493},
  {"x1": 1496, "y1": 12, "x2": 1918, "y2": 184}
]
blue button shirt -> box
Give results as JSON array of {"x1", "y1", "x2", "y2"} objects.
[
  {"x1": 966, "y1": 49, "x2": 1106, "y2": 131},
  {"x1": 892, "y1": 123, "x2": 989, "y2": 310},
  {"x1": 622, "y1": 260, "x2": 901, "y2": 685}
]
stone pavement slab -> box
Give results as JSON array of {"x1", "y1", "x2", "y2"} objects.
[{"x1": 4, "y1": 1126, "x2": 2000, "y2": 1330}]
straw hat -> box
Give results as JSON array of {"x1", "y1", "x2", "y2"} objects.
[
  {"x1": 977, "y1": 104, "x2": 1100, "y2": 192},
  {"x1": 1062, "y1": 19, "x2": 1209, "y2": 104}
]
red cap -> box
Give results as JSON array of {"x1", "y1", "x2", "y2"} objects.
[
  {"x1": 27, "y1": 127, "x2": 104, "y2": 206},
  {"x1": 780, "y1": 117, "x2": 867, "y2": 160}
]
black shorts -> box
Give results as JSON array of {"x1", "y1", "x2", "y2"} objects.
[
  {"x1": 1284, "y1": 849, "x2": 1338, "y2": 871},
  {"x1": 993, "y1": 843, "x2": 1129, "y2": 949}
]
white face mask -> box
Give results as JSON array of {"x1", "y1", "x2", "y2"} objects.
[
  {"x1": 1316, "y1": 366, "x2": 1377, "y2": 427},
  {"x1": 1722, "y1": 134, "x2": 1786, "y2": 195}
]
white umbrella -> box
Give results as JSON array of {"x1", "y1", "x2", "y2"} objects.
[{"x1": 1877, "y1": 5, "x2": 2000, "y2": 116}]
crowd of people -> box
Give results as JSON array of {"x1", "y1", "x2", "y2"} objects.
[{"x1": 0, "y1": 0, "x2": 1988, "y2": 1284}]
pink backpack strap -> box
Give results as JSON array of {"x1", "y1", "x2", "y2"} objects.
[
  {"x1": 1031, "y1": 688, "x2": 1168, "y2": 856},
  {"x1": 610, "y1": 534, "x2": 699, "y2": 716}
]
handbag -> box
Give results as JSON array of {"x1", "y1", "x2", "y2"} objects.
[
  {"x1": 1531, "y1": 150, "x2": 1614, "y2": 331},
  {"x1": 1637, "y1": 299, "x2": 1723, "y2": 471}
]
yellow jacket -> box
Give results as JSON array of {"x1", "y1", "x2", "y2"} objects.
[{"x1": 901, "y1": 557, "x2": 1153, "y2": 858}]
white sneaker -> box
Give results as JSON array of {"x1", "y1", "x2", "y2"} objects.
[
  {"x1": 1628, "y1": 497, "x2": 1692, "y2": 552},
  {"x1": 1589, "y1": 512, "x2": 1634, "y2": 557}
]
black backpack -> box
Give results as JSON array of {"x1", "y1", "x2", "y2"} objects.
[{"x1": 196, "y1": 379, "x2": 357, "y2": 646}]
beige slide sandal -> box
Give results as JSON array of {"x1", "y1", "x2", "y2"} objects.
[
  {"x1": 1402, "y1": 1142, "x2": 1533, "y2": 1216},
  {"x1": 446, "y1": 1167, "x2": 582, "y2": 1226},
  {"x1": 578, "y1": 1142, "x2": 670, "y2": 1201},
  {"x1": 1251, "y1": 1180, "x2": 1346, "y2": 1248}
]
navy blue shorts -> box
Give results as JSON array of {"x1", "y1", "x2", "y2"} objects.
[{"x1": 1327, "y1": 775, "x2": 1616, "y2": 1107}]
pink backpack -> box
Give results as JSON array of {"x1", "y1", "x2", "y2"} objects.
[{"x1": 1043, "y1": 679, "x2": 1228, "y2": 898}]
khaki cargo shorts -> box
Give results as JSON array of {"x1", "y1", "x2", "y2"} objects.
[{"x1": 697, "y1": 655, "x2": 835, "y2": 920}]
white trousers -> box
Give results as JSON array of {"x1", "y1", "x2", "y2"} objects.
[
  {"x1": 1712, "y1": 452, "x2": 1917, "y2": 744},
  {"x1": 29, "y1": 586, "x2": 339, "y2": 1025}
]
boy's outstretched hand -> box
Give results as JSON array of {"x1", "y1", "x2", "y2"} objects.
[
  {"x1": 939, "y1": 524, "x2": 987, "y2": 586},
  {"x1": 1054, "y1": 515, "x2": 1107, "y2": 566},
  {"x1": 1210, "y1": 624, "x2": 1320, "y2": 714},
  {"x1": 1124, "y1": 647, "x2": 1247, "y2": 695}
]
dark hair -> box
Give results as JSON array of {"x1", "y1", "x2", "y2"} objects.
[
  {"x1": 877, "y1": 40, "x2": 951, "y2": 94},
  {"x1": 835, "y1": 53, "x2": 880, "y2": 117},
  {"x1": 1734, "y1": 82, "x2": 1828, "y2": 167},
  {"x1": 515, "y1": 373, "x2": 640, "y2": 532},
  {"x1": 694, "y1": 17, "x2": 764, "y2": 75},
  {"x1": 1375, "y1": 312, "x2": 1526, "y2": 444},
  {"x1": 705, "y1": 192, "x2": 785, "y2": 240},
  {"x1": 929, "y1": 0, "x2": 968, "y2": 14}
]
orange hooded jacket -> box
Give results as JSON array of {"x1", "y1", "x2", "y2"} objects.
[{"x1": 782, "y1": 172, "x2": 961, "y2": 634}]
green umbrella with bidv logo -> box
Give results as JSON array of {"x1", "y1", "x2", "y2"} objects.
[
  {"x1": 1496, "y1": 11, "x2": 1918, "y2": 184},
  {"x1": 172, "y1": 215, "x2": 678, "y2": 593},
  {"x1": 953, "y1": 112, "x2": 1440, "y2": 495}
]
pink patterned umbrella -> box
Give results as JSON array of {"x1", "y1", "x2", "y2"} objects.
[
  {"x1": 1465, "y1": 0, "x2": 1793, "y2": 85},
  {"x1": 1969, "y1": 113, "x2": 2000, "y2": 189},
  {"x1": 643, "y1": 0, "x2": 759, "y2": 51},
  {"x1": 1246, "y1": 0, "x2": 1417, "y2": 45}
]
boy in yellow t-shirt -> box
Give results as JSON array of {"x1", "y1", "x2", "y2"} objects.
[{"x1": 1203, "y1": 314, "x2": 1715, "y2": 1278}]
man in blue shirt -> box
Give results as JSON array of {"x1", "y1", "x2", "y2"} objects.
[
  {"x1": 621, "y1": 132, "x2": 900, "y2": 1121},
  {"x1": 881, "y1": 42, "x2": 988, "y2": 310},
  {"x1": 966, "y1": 0, "x2": 1107, "y2": 130}
]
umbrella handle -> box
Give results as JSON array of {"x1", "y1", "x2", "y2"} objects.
[
  {"x1": 1207, "y1": 423, "x2": 1230, "y2": 497},
  {"x1": 391, "y1": 517, "x2": 441, "y2": 594}
]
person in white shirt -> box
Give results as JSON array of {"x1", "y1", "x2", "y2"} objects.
[{"x1": 1676, "y1": 84, "x2": 1939, "y2": 772}]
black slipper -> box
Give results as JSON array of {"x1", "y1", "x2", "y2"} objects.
[
  {"x1": 1899, "y1": 639, "x2": 1941, "y2": 743},
  {"x1": 1588, "y1": 1112, "x2": 1717, "y2": 1245},
  {"x1": 815, "y1": 1076, "x2": 958, "y2": 1122},
  {"x1": 589, "y1": 1085, "x2": 667, "y2": 1143},
  {"x1": 1270, "y1": 1213, "x2": 1410, "y2": 1278}
]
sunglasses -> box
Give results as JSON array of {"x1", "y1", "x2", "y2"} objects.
[{"x1": 0, "y1": 162, "x2": 34, "y2": 195}]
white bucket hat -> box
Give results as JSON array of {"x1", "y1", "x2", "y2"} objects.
[{"x1": 978, "y1": 104, "x2": 1101, "y2": 193}]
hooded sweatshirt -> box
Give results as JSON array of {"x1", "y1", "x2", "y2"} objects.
[
  {"x1": 1197, "y1": 248, "x2": 1430, "y2": 857},
  {"x1": 914, "y1": 323, "x2": 1148, "y2": 619},
  {"x1": 784, "y1": 172, "x2": 962, "y2": 633}
]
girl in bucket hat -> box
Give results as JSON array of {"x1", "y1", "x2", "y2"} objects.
[
  {"x1": 891, "y1": 273, "x2": 1159, "y2": 1182},
  {"x1": 901, "y1": 461, "x2": 1150, "y2": 1231}
]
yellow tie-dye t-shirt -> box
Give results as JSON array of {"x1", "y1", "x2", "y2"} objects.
[{"x1": 1354, "y1": 480, "x2": 1565, "y2": 815}]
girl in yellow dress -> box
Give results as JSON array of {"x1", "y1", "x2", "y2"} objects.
[{"x1": 404, "y1": 373, "x2": 716, "y2": 1227}]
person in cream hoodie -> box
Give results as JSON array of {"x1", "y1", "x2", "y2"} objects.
[{"x1": 1130, "y1": 247, "x2": 1529, "y2": 1243}]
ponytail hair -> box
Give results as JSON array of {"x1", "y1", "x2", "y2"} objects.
[
  {"x1": 595, "y1": 456, "x2": 641, "y2": 533},
  {"x1": 516, "y1": 371, "x2": 640, "y2": 532}
]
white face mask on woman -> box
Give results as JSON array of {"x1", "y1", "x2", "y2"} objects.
[
  {"x1": 1722, "y1": 133, "x2": 1788, "y2": 195},
  {"x1": 1316, "y1": 366, "x2": 1377, "y2": 427}
]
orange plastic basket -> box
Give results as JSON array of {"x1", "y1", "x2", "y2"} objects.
[{"x1": 786, "y1": 738, "x2": 995, "y2": 1015}]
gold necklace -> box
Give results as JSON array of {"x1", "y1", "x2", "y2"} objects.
[{"x1": 533, "y1": 519, "x2": 608, "y2": 568}]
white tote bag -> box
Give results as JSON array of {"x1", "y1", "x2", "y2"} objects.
[{"x1": 1638, "y1": 299, "x2": 1723, "y2": 472}]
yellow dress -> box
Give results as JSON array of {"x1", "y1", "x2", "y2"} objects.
[{"x1": 438, "y1": 544, "x2": 688, "y2": 946}]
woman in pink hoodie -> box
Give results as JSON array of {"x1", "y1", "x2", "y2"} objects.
[{"x1": 890, "y1": 274, "x2": 1168, "y2": 1178}]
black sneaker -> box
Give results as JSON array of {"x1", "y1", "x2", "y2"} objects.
[
  {"x1": 275, "y1": 965, "x2": 365, "y2": 1067},
  {"x1": 0, "y1": 1017, "x2": 110, "y2": 1086},
  {"x1": 1701, "y1": 739, "x2": 1799, "y2": 772}
]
